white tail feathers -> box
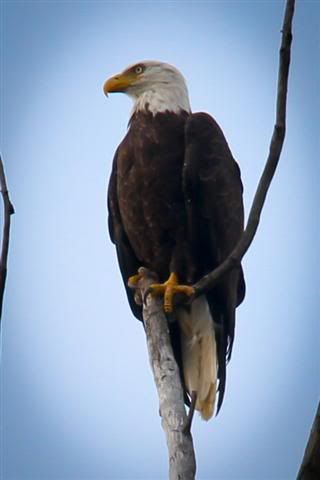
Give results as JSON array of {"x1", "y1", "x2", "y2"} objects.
[{"x1": 177, "y1": 296, "x2": 217, "y2": 420}]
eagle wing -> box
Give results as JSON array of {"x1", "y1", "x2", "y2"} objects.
[
  {"x1": 183, "y1": 112, "x2": 246, "y2": 411},
  {"x1": 107, "y1": 148, "x2": 143, "y2": 321}
]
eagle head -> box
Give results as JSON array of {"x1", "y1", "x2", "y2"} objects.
[{"x1": 103, "y1": 60, "x2": 191, "y2": 114}]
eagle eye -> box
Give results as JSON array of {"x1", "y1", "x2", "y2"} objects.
[{"x1": 135, "y1": 65, "x2": 144, "y2": 75}]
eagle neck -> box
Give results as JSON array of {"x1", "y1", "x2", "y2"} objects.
[{"x1": 131, "y1": 85, "x2": 191, "y2": 116}]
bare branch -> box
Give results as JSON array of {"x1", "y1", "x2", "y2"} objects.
[
  {"x1": 0, "y1": 155, "x2": 15, "y2": 325},
  {"x1": 297, "y1": 402, "x2": 320, "y2": 479},
  {"x1": 135, "y1": 268, "x2": 196, "y2": 480},
  {"x1": 193, "y1": 0, "x2": 295, "y2": 296},
  {"x1": 131, "y1": 2, "x2": 296, "y2": 477}
]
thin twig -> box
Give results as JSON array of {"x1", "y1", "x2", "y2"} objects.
[
  {"x1": 0, "y1": 155, "x2": 15, "y2": 325},
  {"x1": 193, "y1": 0, "x2": 295, "y2": 296}
]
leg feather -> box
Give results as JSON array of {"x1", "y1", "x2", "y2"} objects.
[{"x1": 177, "y1": 296, "x2": 217, "y2": 421}]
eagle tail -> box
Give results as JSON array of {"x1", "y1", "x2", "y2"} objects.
[{"x1": 177, "y1": 296, "x2": 217, "y2": 420}]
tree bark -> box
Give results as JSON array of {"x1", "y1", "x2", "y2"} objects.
[
  {"x1": 135, "y1": 268, "x2": 196, "y2": 480},
  {"x1": 0, "y1": 156, "x2": 15, "y2": 326}
]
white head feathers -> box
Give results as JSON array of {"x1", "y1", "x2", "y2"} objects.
[
  {"x1": 128, "y1": 61, "x2": 191, "y2": 115},
  {"x1": 104, "y1": 60, "x2": 191, "y2": 115}
]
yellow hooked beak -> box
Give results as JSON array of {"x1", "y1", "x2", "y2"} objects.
[{"x1": 103, "y1": 71, "x2": 137, "y2": 96}]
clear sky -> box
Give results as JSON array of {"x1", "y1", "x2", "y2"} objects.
[{"x1": 0, "y1": 1, "x2": 319, "y2": 479}]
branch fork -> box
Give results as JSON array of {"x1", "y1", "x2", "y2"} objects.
[{"x1": 129, "y1": 2, "x2": 296, "y2": 479}]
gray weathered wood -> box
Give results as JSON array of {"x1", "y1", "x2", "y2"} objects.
[
  {"x1": 135, "y1": 268, "x2": 196, "y2": 480},
  {"x1": 0, "y1": 155, "x2": 15, "y2": 325}
]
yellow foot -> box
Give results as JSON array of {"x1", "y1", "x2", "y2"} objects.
[
  {"x1": 149, "y1": 272, "x2": 195, "y2": 313},
  {"x1": 128, "y1": 272, "x2": 143, "y2": 288},
  {"x1": 128, "y1": 267, "x2": 158, "y2": 289}
]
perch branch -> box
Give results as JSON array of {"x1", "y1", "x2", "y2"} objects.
[
  {"x1": 297, "y1": 402, "x2": 320, "y2": 479},
  {"x1": 0, "y1": 155, "x2": 15, "y2": 325},
  {"x1": 132, "y1": 2, "x2": 295, "y2": 478},
  {"x1": 134, "y1": 268, "x2": 196, "y2": 480},
  {"x1": 193, "y1": 0, "x2": 295, "y2": 296}
]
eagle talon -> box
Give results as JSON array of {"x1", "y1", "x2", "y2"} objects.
[
  {"x1": 148, "y1": 272, "x2": 195, "y2": 313},
  {"x1": 128, "y1": 273, "x2": 142, "y2": 289},
  {"x1": 128, "y1": 267, "x2": 158, "y2": 289}
]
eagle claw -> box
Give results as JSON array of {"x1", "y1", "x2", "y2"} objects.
[
  {"x1": 129, "y1": 269, "x2": 194, "y2": 312},
  {"x1": 128, "y1": 267, "x2": 158, "y2": 289},
  {"x1": 148, "y1": 272, "x2": 195, "y2": 313}
]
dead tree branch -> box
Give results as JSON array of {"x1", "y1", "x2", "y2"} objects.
[
  {"x1": 297, "y1": 402, "x2": 320, "y2": 480},
  {"x1": 134, "y1": 268, "x2": 196, "y2": 480},
  {"x1": 0, "y1": 155, "x2": 15, "y2": 326},
  {"x1": 193, "y1": 0, "x2": 295, "y2": 296},
  {"x1": 133, "y1": 2, "x2": 295, "y2": 478}
]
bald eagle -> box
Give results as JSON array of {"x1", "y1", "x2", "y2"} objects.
[{"x1": 104, "y1": 61, "x2": 245, "y2": 419}]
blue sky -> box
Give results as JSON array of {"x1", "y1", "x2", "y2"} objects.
[{"x1": 1, "y1": 1, "x2": 319, "y2": 479}]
